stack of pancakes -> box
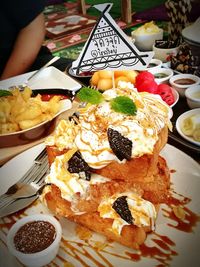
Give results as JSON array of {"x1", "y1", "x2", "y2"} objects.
[{"x1": 42, "y1": 85, "x2": 172, "y2": 249}]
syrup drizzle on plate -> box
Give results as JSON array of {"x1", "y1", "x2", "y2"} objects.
[{"x1": 1, "y1": 186, "x2": 199, "y2": 267}]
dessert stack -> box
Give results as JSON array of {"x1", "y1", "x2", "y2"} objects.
[{"x1": 42, "y1": 83, "x2": 172, "y2": 249}]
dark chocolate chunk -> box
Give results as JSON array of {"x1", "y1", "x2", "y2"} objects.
[
  {"x1": 112, "y1": 195, "x2": 133, "y2": 224},
  {"x1": 68, "y1": 151, "x2": 91, "y2": 180},
  {"x1": 107, "y1": 128, "x2": 132, "y2": 161}
]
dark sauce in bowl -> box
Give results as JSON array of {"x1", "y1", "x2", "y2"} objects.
[
  {"x1": 14, "y1": 221, "x2": 56, "y2": 254},
  {"x1": 174, "y1": 78, "x2": 195, "y2": 85},
  {"x1": 148, "y1": 63, "x2": 157, "y2": 68},
  {"x1": 154, "y1": 73, "x2": 168, "y2": 79}
]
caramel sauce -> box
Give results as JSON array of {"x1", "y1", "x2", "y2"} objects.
[
  {"x1": 126, "y1": 232, "x2": 177, "y2": 266},
  {"x1": 0, "y1": 189, "x2": 199, "y2": 267},
  {"x1": 163, "y1": 206, "x2": 200, "y2": 232},
  {"x1": 61, "y1": 238, "x2": 113, "y2": 267}
]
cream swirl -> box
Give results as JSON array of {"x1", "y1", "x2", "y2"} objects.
[
  {"x1": 45, "y1": 85, "x2": 171, "y2": 169},
  {"x1": 98, "y1": 192, "x2": 157, "y2": 235},
  {"x1": 45, "y1": 151, "x2": 110, "y2": 213},
  {"x1": 75, "y1": 87, "x2": 171, "y2": 168}
]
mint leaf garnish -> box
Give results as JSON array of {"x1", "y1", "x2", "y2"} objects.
[
  {"x1": 110, "y1": 96, "x2": 137, "y2": 115},
  {"x1": 0, "y1": 90, "x2": 12, "y2": 97},
  {"x1": 77, "y1": 87, "x2": 104, "y2": 104}
]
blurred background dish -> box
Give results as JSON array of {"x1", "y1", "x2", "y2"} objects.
[
  {"x1": 182, "y1": 17, "x2": 200, "y2": 45},
  {"x1": 67, "y1": 65, "x2": 93, "y2": 85},
  {"x1": 169, "y1": 73, "x2": 200, "y2": 97},
  {"x1": 152, "y1": 44, "x2": 179, "y2": 63},
  {"x1": 144, "y1": 58, "x2": 162, "y2": 71},
  {"x1": 176, "y1": 108, "x2": 200, "y2": 147},
  {"x1": 185, "y1": 84, "x2": 200, "y2": 109},
  {"x1": 0, "y1": 66, "x2": 82, "y2": 92},
  {"x1": 181, "y1": 18, "x2": 200, "y2": 76},
  {"x1": 148, "y1": 67, "x2": 173, "y2": 84},
  {"x1": 28, "y1": 66, "x2": 81, "y2": 91},
  {"x1": 131, "y1": 21, "x2": 163, "y2": 51}
]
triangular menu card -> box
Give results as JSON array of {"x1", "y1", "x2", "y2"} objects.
[{"x1": 72, "y1": 3, "x2": 154, "y2": 75}]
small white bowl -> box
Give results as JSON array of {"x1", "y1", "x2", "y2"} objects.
[
  {"x1": 131, "y1": 29, "x2": 163, "y2": 51},
  {"x1": 7, "y1": 214, "x2": 62, "y2": 267},
  {"x1": 145, "y1": 58, "x2": 163, "y2": 71},
  {"x1": 169, "y1": 74, "x2": 200, "y2": 97},
  {"x1": 148, "y1": 67, "x2": 173, "y2": 84},
  {"x1": 170, "y1": 87, "x2": 179, "y2": 108},
  {"x1": 176, "y1": 108, "x2": 200, "y2": 146},
  {"x1": 152, "y1": 44, "x2": 179, "y2": 62},
  {"x1": 185, "y1": 85, "x2": 200, "y2": 109}
]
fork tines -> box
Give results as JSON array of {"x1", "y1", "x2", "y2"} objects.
[{"x1": 0, "y1": 148, "x2": 49, "y2": 209}]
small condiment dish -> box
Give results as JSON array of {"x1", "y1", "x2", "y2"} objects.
[
  {"x1": 169, "y1": 74, "x2": 200, "y2": 97},
  {"x1": 145, "y1": 58, "x2": 163, "y2": 71},
  {"x1": 152, "y1": 44, "x2": 179, "y2": 62},
  {"x1": 185, "y1": 85, "x2": 200, "y2": 109},
  {"x1": 148, "y1": 67, "x2": 173, "y2": 84},
  {"x1": 131, "y1": 29, "x2": 163, "y2": 51},
  {"x1": 7, "y1": 214, "x2": 62, "y2": 267},
  {"x1": 67, "y1": 65, "x2": 93, "y2": 85}
]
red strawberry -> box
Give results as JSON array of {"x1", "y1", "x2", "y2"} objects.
[
  {"x1": 135, "y1": 71, "x2": 154, "y2": 87},
  {"x1": 136, "y1": 79, "x2": 158, "y2": 94},
  {"x1": 157, "y1": 84, "x2": 175, "y2": 106}
]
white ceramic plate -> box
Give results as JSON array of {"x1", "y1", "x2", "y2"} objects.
[
  {"x1": 182, "y1": 18, "x2": 200, "y2": 45},
  {"x1": 176, "y1": 108, "x2": 200, "y2": 147},
  {"x1": 0, "y1": 66, "x2": 82, "y2": 91},
  {"x1": 0, "y1": 143, "x2": 200, "y2": 267}
]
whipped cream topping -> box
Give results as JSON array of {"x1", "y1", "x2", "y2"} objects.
[
  {"x1": 45, "y1": 151, "x2": 110, "y2": 212},
  {"x1": 45, "y1": 120, "x2": 78, "y2": 151},
  {"x1": 98, "y1": 192, "x2": 157, "y2": 235},
  {"x1": 46, "y1": 85, "x2": 171, "y2": 169}
]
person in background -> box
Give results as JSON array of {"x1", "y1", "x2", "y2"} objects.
[{"x1": 0, "y1": 0, "x2": 72, "y2": 80}]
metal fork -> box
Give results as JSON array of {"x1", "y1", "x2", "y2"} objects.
[
  {"x1": 0, "y1": 167, "x2": 49, "y2": 210},
  {"x1": 4, "y1": 181, "x2": 52, "y2": 201},
  {"x1": 0, "y1": 148, "x2": 49, "y2": 209}
]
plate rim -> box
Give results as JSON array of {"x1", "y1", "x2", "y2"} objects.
[{"x1": 176, "y1": 108, "x2": 200, "y2": 147}]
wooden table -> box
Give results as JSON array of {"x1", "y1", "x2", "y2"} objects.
[{"x1": 78, "y1": 0, "x2": 133, "y2": 24}]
